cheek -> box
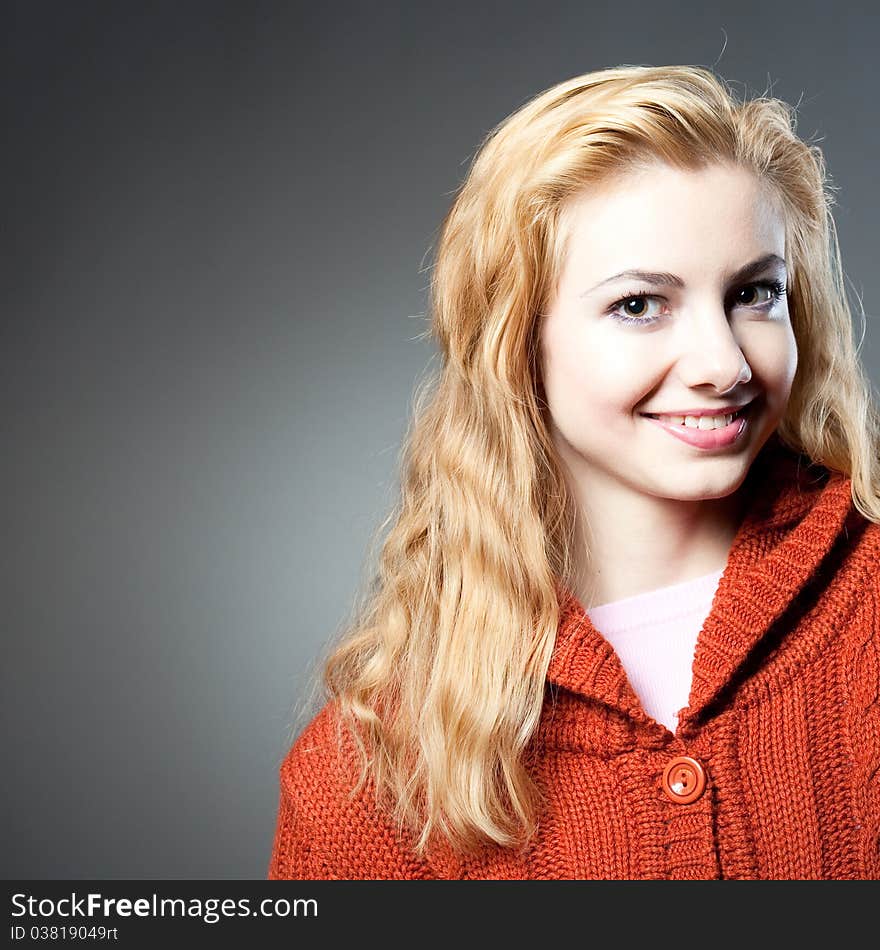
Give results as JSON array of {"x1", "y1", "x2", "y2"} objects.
[
  {"x1": 745, "y1": 324, "x2": 798, "y2": 400},
  {"x1": 544, "y1": 336, "x2": 648, "y2": 422}
]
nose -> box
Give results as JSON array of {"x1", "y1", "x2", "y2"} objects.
[{"x1": 675, "y1": 310, "x2": 752, "y2": 395}]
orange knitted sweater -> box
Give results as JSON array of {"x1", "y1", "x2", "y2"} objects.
[{"x1": 268, "y1": 440, "x2": 880, "y2": 879}]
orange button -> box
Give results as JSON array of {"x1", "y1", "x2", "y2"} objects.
[{"x1": 661, "y1": 756, "x2": 707, "y2": 804}]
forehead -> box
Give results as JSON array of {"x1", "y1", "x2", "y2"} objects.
[{"x1": 560, "y1": 162, "x2": 785, "y2": 276}]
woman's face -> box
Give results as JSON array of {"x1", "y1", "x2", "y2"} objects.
[{"x1": 539, "y1": 161, "x2": 798, "y2": 508}]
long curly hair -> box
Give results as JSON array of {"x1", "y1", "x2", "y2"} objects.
[{"x1": 306, "y1": 64, "x2": 880, "y2": 858}]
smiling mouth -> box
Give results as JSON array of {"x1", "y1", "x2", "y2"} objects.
[{"x1": 641, "y1": 403, "x2": 752, "y2": 429}]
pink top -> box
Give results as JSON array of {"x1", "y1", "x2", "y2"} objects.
[{"x1": 586, "y1": 567, "x2": 725, "y2": 732}]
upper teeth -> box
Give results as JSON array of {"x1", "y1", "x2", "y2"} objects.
[{"x1": 656, "y1": 413, "x2": 736, "y2": 429}]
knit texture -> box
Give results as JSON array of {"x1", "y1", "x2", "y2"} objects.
[{"x1": 268, "y1": 436, "x2": 880, "y2": 879}]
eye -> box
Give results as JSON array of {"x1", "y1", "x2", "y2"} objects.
[
  {"x1": 736, "y1": 283, "x2": 777, "y2": 306},
  {"x1": 605, "y1": 292, "x2": 667, "y2": 326},
  {"x1": 616, "y1": 296, "x2": 662, "y2": 319}
]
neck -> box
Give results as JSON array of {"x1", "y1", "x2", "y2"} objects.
[{"x1": 570, "y1": 478, "x2": 749, "y2": 610}]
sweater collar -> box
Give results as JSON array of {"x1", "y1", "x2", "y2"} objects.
[{"x1": 547, "y1": 435, "x2": 854, "y2": 735}]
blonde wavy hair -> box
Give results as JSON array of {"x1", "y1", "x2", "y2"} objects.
[{"x1": 306, "y1": 64, "x2": 880, "y2": 858}]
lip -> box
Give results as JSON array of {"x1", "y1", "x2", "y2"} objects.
[
  {"x1": 641, "y1": 401, "x2": 753, "y2": 449},
  {"x1": 640, "y1": 400, "x2": 753, "y2": 418}
]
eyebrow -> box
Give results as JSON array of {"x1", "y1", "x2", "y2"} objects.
[{"x1": 578, "y1": 253, "x2": 788, "y2": 298}]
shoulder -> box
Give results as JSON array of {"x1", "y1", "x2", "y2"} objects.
[
  {"x1": 277, "y1": 700, "x2": 370, "y2": 831},
  {"x1": 834, "y1": 512, "x2": 880, "y2": 669},
  {"x1": 838, "y1": 516, "x2": 880, "y2": 847},
  {"x1": 846, "y1": 511, "x2": 880, "y2": 600},
  {"x1": 271, "y1": 701, "x2": 435, "y2": 879},
  {"x1": 279, "y1": 701, "x2": 347, "y2": 788},
  {"x1": 277, "y1": 701, "x2": 370, "y2": 820},
  {"x1": 840, "y1": 510, "x2": 880, "y2": 620}
]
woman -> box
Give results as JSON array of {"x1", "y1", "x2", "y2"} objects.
[{"x1": 268, "y1": 64, "x2": 880, "y2": 879}]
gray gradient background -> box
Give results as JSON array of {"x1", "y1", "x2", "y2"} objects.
[{"x1": 3, "y1": 1, "x2": 878, "y2": 878}]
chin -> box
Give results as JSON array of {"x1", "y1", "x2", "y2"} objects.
[{"x1": 650, "y1": 463, "x2": 750, "y2": 502}]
